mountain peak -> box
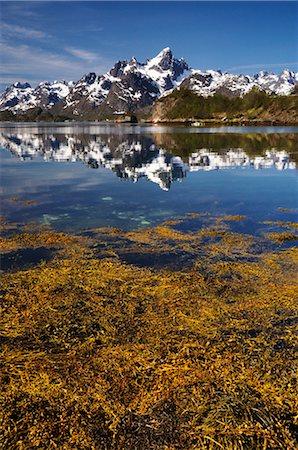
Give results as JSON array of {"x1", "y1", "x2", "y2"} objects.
[
  {"x1": 13, "y1": 82, "x2": 31, "y2": 89},
  {"x1": 79, "y1": 72, "x2": 97, "y2": 85},
  {"x1": 280, "y1": 68, "x2": 293, "y2": 77},
  {"x1": 159, "y1": 47, "x2": 172, "y2": 55},
  {"x1": 256, "y1": 71, "x2": 270, "y2": 77},
  {"x1": 147, "y1": 48, "x2": 173, "y2": 68}
]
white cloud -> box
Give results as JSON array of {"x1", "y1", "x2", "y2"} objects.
[
  {"x1": 65, "y1": 48, "x2": 99, "y2": 62},
  {"x1": 1, "y1": 22, "x2": 50, "y2": 40},
  {"x1": 0, "y1": 42, "x2": 112, "y2": 88}
]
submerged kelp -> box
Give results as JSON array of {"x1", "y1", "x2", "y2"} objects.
[{"x1": 1, "y1": 216, "x2": 298, "y2": 449}]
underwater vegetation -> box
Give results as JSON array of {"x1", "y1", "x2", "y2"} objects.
[{"x1": 0, "y1": 214, "x2": 297, "y2": 449}]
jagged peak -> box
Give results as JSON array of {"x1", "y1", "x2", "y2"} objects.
[
  {"x1": 13, "y1": 82, "x2": 31, "y2": 89},
  {"x1": 109, "y1": 60, "x2": 128, "y2": 78},
  {"x1": 280, "y1": 68, "x2": 294, "y2": 77},
  {"x1": 146, "y1": 48, "x2": 173, "y2": 68},
  {"x1": 78, "y1": 72, "x2": 97, "y2": 85},
  {"x1": 126, "y1": 57, "x2": 138, "y2": 69},
  {"x1": 255, "y1": 71, "x2": 270, "y2": 77},
  {"x1": 159, "y1": 47, "x2": 172, "y2": 55}
]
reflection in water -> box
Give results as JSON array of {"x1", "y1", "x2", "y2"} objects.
[{"x1": 0, "y1": 130, "x2": 296, "y2": 191}]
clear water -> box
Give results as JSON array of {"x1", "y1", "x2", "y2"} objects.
[{"x1": 0, "y1": 123, "x2": 297, "y2": 233}]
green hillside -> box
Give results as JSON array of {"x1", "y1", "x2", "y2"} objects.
[{"x1": 152, "y1": 88, "x2": 298, "y2": 124}]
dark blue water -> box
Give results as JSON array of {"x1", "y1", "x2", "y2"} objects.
[{"x1": 0, "y1": 124, "x2": 297, "y2": 233}]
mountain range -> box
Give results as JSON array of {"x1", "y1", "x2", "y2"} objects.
[{"x1": 0, "y1": 48, "x2": 297, "y2": 119}]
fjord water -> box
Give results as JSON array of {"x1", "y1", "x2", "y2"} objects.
[{"x1": 0, "y1": 123, "x2": 297, "y2": 234}]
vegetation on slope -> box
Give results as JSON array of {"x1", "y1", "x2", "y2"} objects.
[
  {"x1": 1, "y1": 214, "x2": 298, "y2": 449},
  {"x1": 0, "y1": 106, "x2": 75, "y2": 123},
  {"x1": 152, "y1": 88, "x2": 298, "y2": 123}
]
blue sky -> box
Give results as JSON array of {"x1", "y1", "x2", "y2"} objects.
[{"x1": 1, "y1": 1, "x2": 297, "y2": 91}]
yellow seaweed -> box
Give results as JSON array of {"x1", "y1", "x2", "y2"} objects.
[{"x1": 0, "y1": 216, "x2": 297, "y2": 449}]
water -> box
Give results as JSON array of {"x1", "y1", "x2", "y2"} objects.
[{"x1": 0, "y1": 123, "x2": 297, "y2": 233}]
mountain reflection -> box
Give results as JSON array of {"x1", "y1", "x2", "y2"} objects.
[{"x1": 0, "y1": 131, "x2": 296, "y2": 191}]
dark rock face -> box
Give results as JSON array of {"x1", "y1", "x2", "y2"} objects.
[
  {"x1": 109, "y1": 61, "x2": 128, "y2": 78},
  {"x1": 155, "y1": 49, "x2": 174, "y2": 70},
  {"x1": 14, "y1": 82, "x2": 31, "y2": 89},
  {"x1": 34, "y1": 85, "x2": 57, "y2": 108},
  {"x1": 48, "y1": 92, "x2": 60, "y2": 104},
  {"x1": 101, "y1": 79, "x2": 112, "y2": 91},
  {"x1": 80, "y1": 73, "x2": 97, "y2": 85},
  {"x1": 170, "y1": 57, "x2": 188, "y2": 80},
  {"x1": 4, "y1": 97, "x2": 19, "y2": 108},
  {"x1": 181, "y1": 73, "x2": 213, "y2": 90},
  {"x1": 101, "y1": 71, "x2": 160, "y2": 114},
  {"x1": 214, "y1": 86, "x2": 242, "y2": 98}
]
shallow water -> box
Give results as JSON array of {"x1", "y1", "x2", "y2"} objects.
[{"x1": 0, "y1": 123, "x2": 297, "y2": 233}]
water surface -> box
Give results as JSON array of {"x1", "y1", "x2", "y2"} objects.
[{"x1": 1, "y1": 123, "x2": 297, "y2": 233}]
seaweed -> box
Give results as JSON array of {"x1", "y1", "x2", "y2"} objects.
[{"x1": 0, "y1": 215, "x2": 297, "y2": 449}]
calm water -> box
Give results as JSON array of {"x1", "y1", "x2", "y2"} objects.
[{"x1": 0, "y1": 123, "x2": 297, "y2": 233}]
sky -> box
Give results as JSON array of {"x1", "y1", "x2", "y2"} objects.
[{"x1": 0, "y1": 1, "x2": 297, "y2": 91}]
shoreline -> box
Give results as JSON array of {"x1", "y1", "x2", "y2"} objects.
[{"x1": 1, "y1": 119, "x2": 298, "y2": 127}]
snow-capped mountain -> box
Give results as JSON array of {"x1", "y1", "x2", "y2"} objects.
[
  {"x1": 253, "y1": 69, "x2": 298, "y2": 96},
  {"x1": 62, "y1": 47, "x2": 189, "y2": 115},
  {"x1": 0, "y1": 48, "x2": 297, "y2": 116},
  {"x1": 180, "y1": 68, "x2": 298, "y2": 98},
  {"x1": 0, "y1": 80, "x2": 73, "y2": 113},
  {"x1": 34, "y1": 80, "x2": 74, "y2": 109},
  {"x1": 0, "y1": 82, "x2": 38, "y2": 112},
  {"x1": 0, "y1": 131, "x2": 295, "y2": 191}
]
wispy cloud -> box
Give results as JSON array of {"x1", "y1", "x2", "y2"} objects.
[
  {"x1": 1, "y1": 22, "x2": 50, "y2": 40},
  {"x1": 226, "y1": 62, "x2": 298, "y2": 72},
  {"x1": 0, "y1": 43, "x2": 112, "y2": 88},
  {"x1": 1, "y1": 2, "x2": 41, "y2": 19},
  {"x1": 84, "y1": 25, "x2": 104, "y2": 33},
  {"x1": 65, "y1": 48, "x2": 99, "y2": 62}
]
